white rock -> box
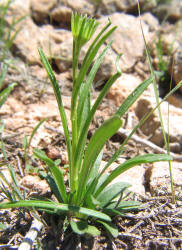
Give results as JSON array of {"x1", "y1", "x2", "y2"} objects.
[
  {"x1": 149, "y1": 161, "x2": 182, "y2": 195},
  {"x1": 107, "y1": 73, "x2": 142, "y2": 108},
  {"x1": 135, "y1": 96, "x2": 182, "y2": 147},
  {"x1": 101, "y1": 161, "x2": 146, "y2": 196}
]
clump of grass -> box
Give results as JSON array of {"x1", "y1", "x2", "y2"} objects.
[
  {"x1": 0, "y1": 0, "x2": 25, "y2": 61},
  {"x1": 0, "y1": 12, "x2": 181, "y2": 239}
]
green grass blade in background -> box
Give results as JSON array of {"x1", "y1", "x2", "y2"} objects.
[
  {"x1": 0, "y1": 83, "x2": 17, "y2": 108},
  {"x1": 34, "y1": 148, "x2": 67, "y2": 203},
  {"x1": 38, "y1": 48, "x2": 72, "y2": 169},
  {"x1": 0, "y1": 63, "x2": 8, "y2": 89},
  {"x1": 1, "y1": 140, "x2": 22, "y2": 200},
  {"x1": 27, "y1": 118, "x2": 47, "y2": 153},
  {"x1": 95, "y1": 154, "x2": 173, "y2": 197}
]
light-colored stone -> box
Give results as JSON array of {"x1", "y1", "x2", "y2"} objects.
[
  {"x1": 52, "y1": 35, "x2": 73, "y2": 72},
  {"x1": 62, "y1": 0, "x2": 95, "y2": 16},
  {"x1": 96, "y1": 0, "x2": 146, "y2": 15},
  {"x1": 135, "y1": 96, "x2": 182, "y2": 147},
  {"x1": 149, "y1": 161, "x2": 182, "y2": 196},
  {"x1": 30, "y1": 0, "x2": 57, "y2": 23},
  {"x1": 152, "y1": 0, "x2": 182, "y2": 22},
  {"x1": 167, "y1": 94, "x2": 182, "y2": 109},
  {"x1": 21, "y1": 175, "x2": 50, "y2": 195},
  {"x1": 107, "y1": 73, "x2": 142, "y2": 108},
  {"x1": 101, "y1": 160, "x2": 146, "y2": 196},
  {"x1": 1, "y1": 0, "x2": 30, "y2": 15},
  {"x1": 99, "y1": 13, "x2": 149, "y2": 72},
  {"x1": 171, "y1": 48, "x2": 182, "y2": 91},
  {"x1": 50, "y1": 6, "x2": 72, "y2": 24},
  {"x1": 141, "y1": 12, "x2": 159, "y2": 32},
  {"x1": 11, "y1": 16, "x2": 70, "y2": 64}
]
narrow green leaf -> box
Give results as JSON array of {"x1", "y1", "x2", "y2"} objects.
[
  {"x1": 0, "y1": 83, "x2": 17, "y2": 108},
  {"x1": 71, "y1": 26, "x2": 117, "y2": 117},
  {"x1": 77, "y1": 116, "x2": 122, "y2": 203},
  {"x1": 0, "y1": 223, "x2": 8, "y2": 231},
  {"x1": 0, "y1": 200, "x2": 111, "y2": 222},
  {"x1": 77, "y1": 41, "x2": 113, "y2": 133},
  {"x1": 1, "y1": 140, "x2": 22, "y2": 200},
  {"x1": 22, "y1": 135, "x2": 28, "y2": 150},
  {"x1": 34, "y1": 148, "x2": 67, "y2": 203},
  {"x1": 97, "y1": 220, "x2": 118, "y2": 238},
  {"x1": 27, "y1": 118, "x2": 47, "y2": 151},
  {"x1": 115, "y1": 77, "x2": 153, "y2": 118},
  {"x1": 106, "y1": 200, "x2": 141, "y2": 210},
  {"x1": 97, "y1": 182, "x2": 131, "y2": 208},
  {"x1": 100, "y1": 79, "x2": 182, "y2": 178},
  {"x1": 84, "y1": 173, "x2": 109, "y2": 208},
  {"x1": 38, "y1": 48, "x2": 72, "y2": 168},
  {"x1": 95, "y1": 154, "x2": 173, "y2": 197},
  {"x1": 0, "y1": 63, "x2": 8, "y2": 89},
  {"x1": 88, "y1": 150, "x2": 103, "y2": 184},
  {"x1": 73, "y1": 55, "x2": 122, "y2": 183},
  {"x1": 70, "y1": 219, "x2": 100, "y2": 236},
  {"x1": 85, "y1": 195, "x2": 101, "y2": 210},
  {"x1": 45, "y1": 174, "x2": 63, "y2": 203}
]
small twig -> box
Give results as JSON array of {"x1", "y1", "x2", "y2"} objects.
[
  {"x1": 157, "y1": 237, "x2": 182, "y2": 242},
  {"x1": 118, "y1": 128, "x2": 182, "y2": 162},
  {"x1": 18, "y1": 219, "x2": 43, "y2": 250},
  {"x1": 15, "y1": 155, "x2": 24, "y2": 177},
  {"x1": 129, "y1": 220, "x2": 145, "y2": 233},
  {"x1": 0, "y1": 245, "x2": 18, "y2": 249},
  {"x1": 44, "y1": 125, "x2": 65, "y2": 135},
  {"x1": 118, "y1": 232, "x2": 142, "y2": 240},
  {"x1": 2, "y1": 132, "x2": 22, "y2": 140}
]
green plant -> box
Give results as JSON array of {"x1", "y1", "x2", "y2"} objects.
[
  {"x1": 0, "y1": 0, "x2": 26, "y2": 61},
  {"x1": 0, "y1": 1, "x2": 26, "y2": 208},
  {"x1": 0, "y1": 63, "x2": 17, "y2": 106},
  {"x1": 0, "y1": 63, "x2": 19, "y2": 203},
  {"x1": 0, "y1": 13, "x2": 180, "y2": 238}
]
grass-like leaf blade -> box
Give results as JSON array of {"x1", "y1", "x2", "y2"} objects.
[
  {"x1": 34, "y1": 148, "x2": 67, "y2": 203},
  {"x1": 97, "y1": 220, "x2": 118, "y2": 238},
  {"x1": 70, "y1": 220, "x2": 100, "y2": 236},
  {"x1": 77, "y1": 41, "x2": 113, "y2": 134},
  {"x1": 95, "y1": 154, "x2": 173, "y2": 197},
  {"x1": 97, "y1": 182, "x2": 131, "y2": 208},
  {"x1": 77, "y1": 116, "x2": 122, "y2": 204},
  {"x1": 115, "y1": 77, "x2": 153, "y2": 118},
  {"x1": 38, "y1": 48, "x2": 72, "y2": 168},
  {"x1": 0, "y1": 200, "x2": 111, "y2": 222}
]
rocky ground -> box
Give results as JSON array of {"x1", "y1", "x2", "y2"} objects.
[{"x1": 0, "y1": 0, "x2": 182, "y2": 249}]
